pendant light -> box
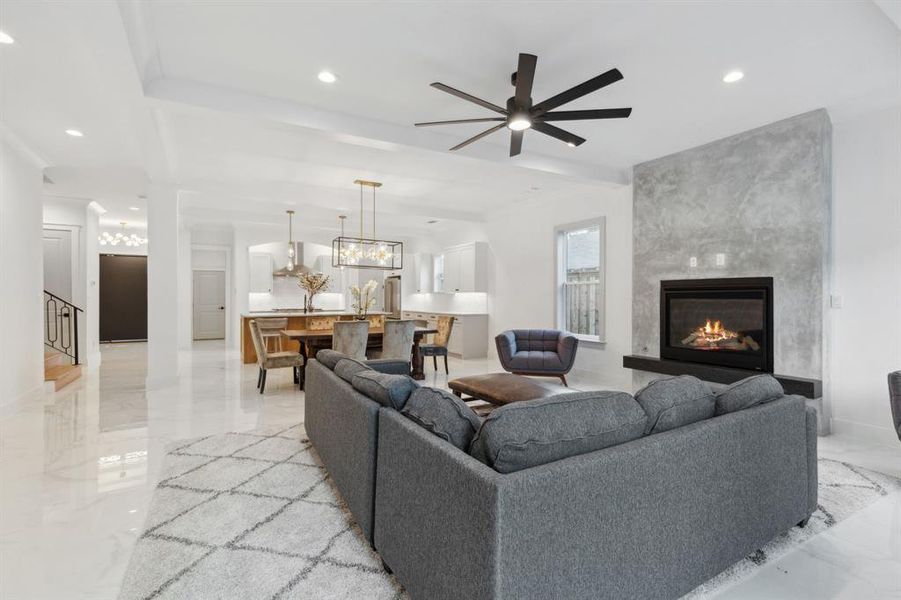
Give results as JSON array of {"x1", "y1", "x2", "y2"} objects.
[
  {"x1": 286, "y1": 210, "x2": 296, "y2": 270},
  {"x1": 331, "y1": 180, "x2": 403, "y2": 270}
]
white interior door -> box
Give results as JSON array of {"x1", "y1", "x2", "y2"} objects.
[
  {"x1": 193, "y1": 270, "x2": 226, "y2": 340},
  {"x1": 43, "y1": 228, "x2": 73, "y2": 301}
]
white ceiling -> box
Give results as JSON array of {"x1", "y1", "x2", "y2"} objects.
[{"x1": 1, "y1": 0, "x2": 899, "y2": 232}]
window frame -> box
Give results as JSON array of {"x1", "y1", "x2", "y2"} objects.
[{"x1": 554, "y1": 217, "x2": 607, "y2": 344}]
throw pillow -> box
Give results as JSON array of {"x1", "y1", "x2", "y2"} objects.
[
  {"x1": 334, "y1": 357, "x2": 371, "y2": 383},
  {"x1": 401, "y1": 387, "x2": 483, "y2": 451},
  {"x1": 470, "y1": 391, "x2": 647, "y2": 473},
  {"x1": 352, "y1": 370, "x2": 418, "y2": 410},
  {"x1": 316, "y1": 349, "x2": 345, "y2": 371},
  {"x1": 634, "y1": 375, "x2": 715, "y2": 434},
  {"x1": 715, "y1": 374, "x2": 784, "y2": 415}
]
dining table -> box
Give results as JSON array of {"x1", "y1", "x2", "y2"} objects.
[{"x1": 281, "y1": 325, "x2": 438, "y2": 388}]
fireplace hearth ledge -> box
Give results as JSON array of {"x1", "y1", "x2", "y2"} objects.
[{"x1": 622, "y1": 355, "x2": 821, "y2": 399}]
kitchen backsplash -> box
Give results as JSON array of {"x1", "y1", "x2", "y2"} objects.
[
  {"x1": 404, "y1": 292, "x2": 488, "y2": 314},
  {"x1": 249, "y1": 276, "x2": 345, "y2": 311}
]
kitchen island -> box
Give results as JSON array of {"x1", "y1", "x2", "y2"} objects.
[{"x1": 241, "y1": 311, "x2": 387, "y2": 364}]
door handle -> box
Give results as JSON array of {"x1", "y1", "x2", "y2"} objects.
[{"x1": 219, "y1": 306, "x2": 225, "y2": 310}]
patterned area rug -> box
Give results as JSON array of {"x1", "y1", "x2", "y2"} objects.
[{"x1": 119, "y1": 424, "x2": 901, "y2": 600}]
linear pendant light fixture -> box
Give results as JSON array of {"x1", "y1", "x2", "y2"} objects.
[{"x1": 332, "y1": 179, "x2": 403, "y2": 270}]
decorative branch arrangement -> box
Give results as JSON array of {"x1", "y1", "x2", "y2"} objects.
[
  {"x1": 297, "y1": 272, "x2": 331, "y2": 310},
  {"x1": 350, "y1": 279, "x2": 379, "y2": 318}
]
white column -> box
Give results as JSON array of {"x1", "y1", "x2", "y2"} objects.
[
  {"x1": 177, "y1": 224, "x2": 193, "y2": 350},
  {"x1": 84, "y1": 203, "x2": 102, "y2": 369},
  {"x1": 146, "y1": 184, "x2": 180, "y2": 389}
]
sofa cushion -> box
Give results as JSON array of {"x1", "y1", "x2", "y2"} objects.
[
  {"x1": 715, "y1": 374, "x2": 784, "y2": 415},
  {"x1": 635, "y1": 375, "x2": 715, "y2": 434},
  {"x1": 316, "y1": 349, "x2": 345, "y2": 370},
  {"x1": 334, "y1": 357, "x2": 371, "y2": 383},
  {"x1": 470, "y1": 391, "x2": 648, "y2": 473},
  {"x1": 401, "y1": 387, "x2": 483, "y2": 451},
  {"x1": 352, "y1": 370, "x2": 418, "y2": 410}
]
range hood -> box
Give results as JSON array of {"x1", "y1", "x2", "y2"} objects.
[{"x1": 272, "y1": 242, "x2": 313, "y2": 277}]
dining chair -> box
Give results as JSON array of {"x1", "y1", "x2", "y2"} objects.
[
  {"x1": 381, "y1": 320, "x2": 416, "y2": 362},
  {"x1": 249, "y1": 319, "x2": 303, "y2": 393},
  {"x1": 256, "y1": 317, "x2": 288, "y2": 352},
  {"x1": 419, "y1": 315, "x2": 454, "y2": 374},
  {"x1": 333, "y1": 320, "x2": 370, "y2": 360}
]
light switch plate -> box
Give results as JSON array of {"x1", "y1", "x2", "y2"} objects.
[
  {"x1": 716, "y1": 253, "x2": 726, "y2": 266},
  {"x1": 689, "y1": 256, "x2": 698, "y2": 268},
  {"x1": 830, "y1": 294, "x2": 843, "y2": 308}
]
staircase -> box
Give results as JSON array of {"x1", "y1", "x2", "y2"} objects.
[
  {"x1": 43, "y1": 290, "x2": 84, "y2": 391},
  {"x1": 44, "y1": 349, "x2": 82, "y2": 391}
]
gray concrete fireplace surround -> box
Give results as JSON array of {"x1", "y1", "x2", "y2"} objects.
[{"x1": 630, "y1": 109, "x2": 831, "y2": 433}]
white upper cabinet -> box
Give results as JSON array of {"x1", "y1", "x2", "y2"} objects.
[
  {"x1": 249, "y1": 253, "x2": 273, "y2": 293},
  {"x1": 436, "y1": 242, "x2": 488, "y2": 293},
  {"x1": 415, "y1": 253, "x2": 433, "y2": 293}
]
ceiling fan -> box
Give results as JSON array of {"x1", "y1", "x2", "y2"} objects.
[{"x1": 415, "y1": 52, "x2": 632, "y2": 157}]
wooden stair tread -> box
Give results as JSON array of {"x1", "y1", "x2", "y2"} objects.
[{"x1": 44, "y1": 363, "x2": 82, "y2": 391}]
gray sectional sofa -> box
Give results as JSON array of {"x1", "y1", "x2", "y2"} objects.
[{"x1": 304, "y1": 351, "x2": 818, "y2": 599}]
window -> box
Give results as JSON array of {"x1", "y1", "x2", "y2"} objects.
[{"x1": 556, "y1": 218, "x2": 605, "y2": 342}]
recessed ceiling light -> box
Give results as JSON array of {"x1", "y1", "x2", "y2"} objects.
[
  {"x1": 0, "y1": 31, "x2": 14, "y2": 44},
  {"x1": 723, "y1": 71, "x2": 744, "y2": 83},
  {"x1": 427, "y1": 219, "x2": 439, "y2": 224},
  {"x1": 566, "y1": 142, "x2": 576, "y2": 147},
  {"x1": 318, "y1": 71, "x2": 337, "y2": 83},
  {"x1": 129, "y1": 206, "x2": 140, "y2": 211},
  {"x1": 65, "y1": 129, "x2": 84, "y2": 137}
]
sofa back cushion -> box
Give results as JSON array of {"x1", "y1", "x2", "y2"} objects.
[
  {"x1": 316, "y1": 349, "x2": 346, "y2": 371},
  {"x1": 513, "y1": 329, "x2": 560, "y2": 352},
  {"x1": 352, "y1": 370, "x2": 418, "y2": 410},
  {"x1": 470, "y1": 391, "x2": 648, "y2": 473},
  {"x1": 715, "y1": 374, "x2": 784, "y2": 415},
  {"x1": 334, "y1": 357, "x2": 371, "y2": 383},
  {"x1": 634, "y1": 375, "x2": 715, "y2": 434},
  {"x1": 401, "y1": 387, "x2": 483, "y2": 451}
]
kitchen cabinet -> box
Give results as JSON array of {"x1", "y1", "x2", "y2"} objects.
[
  {"x1": 435, "y1": 242, "x2": 488, "y2": 293},
  {"x1": 249, "y1": 253, "x2": 273, "y2": 293},
  {"x1": 414, "y1": 253, "x2": 433, "y2": 293},
  {"x1": 401, "y1": 311, "x2": 488, "y2": 359}
]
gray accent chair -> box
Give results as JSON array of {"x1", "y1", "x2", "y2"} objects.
[
  {"x1": 889, "y1": 371, "x2": 901, "y2": 441},
  {"x1": 248, "y1": 320, "x2": 303, "y2": 393},
  {"x1": 495, "y1": 329, "x2": 579, "y2": 386},
  {"x1": 374, "y1": 396, "x2": 818, "y2": 600},
  {"x1": 333, "y1": 320, "x2": 369, "y2": 360}
]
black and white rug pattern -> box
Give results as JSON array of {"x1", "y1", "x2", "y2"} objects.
[{"x1": 119, "y1": 424, "x2": 901, "y2": 600}]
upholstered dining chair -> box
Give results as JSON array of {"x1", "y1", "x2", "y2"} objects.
[
  {"x1": 381, "y1": 320, "x2": 416, "y2": 362},
  {"x1": 249, "y1": 319, "x2": 303, "y2": 393},
  {"x1": 496, "y1": 329, "x2": 579, "y2": 386},
  {"x1": 256, "y1": 317, "x2": 288, "y2": 352},
  {"x1": 420, "y1": 315, "x2": 454, "y2": 374},
  {"x1": 889, "y1": 371, "x2": 901, "y2": 442},
  {"x1": 333, "y1": 320, "x2": 369, "y2": 360}
]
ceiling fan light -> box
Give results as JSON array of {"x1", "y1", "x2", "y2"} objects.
[{"x1": 508, "y1": 116, "x2": 531, "y2": 131}]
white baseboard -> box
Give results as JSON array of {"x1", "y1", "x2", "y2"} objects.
[{"x1": 830, "y1": 418, "x2": 899, "y2": 448}]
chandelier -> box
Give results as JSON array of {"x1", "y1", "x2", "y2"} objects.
[
  {"x1": 332, "y1": 180, "x2": 403, "y2": 270},
  {"x1": 98, "y1": 222, "x2": 147, "y2": 248}
]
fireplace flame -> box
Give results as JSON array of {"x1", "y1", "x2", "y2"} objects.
[
  {"x1": 681, "y1": 319, "x2": 759, "y2": 351},
  {"x1": 697, "y1": 319, "x2": 738, "y2": 343}
]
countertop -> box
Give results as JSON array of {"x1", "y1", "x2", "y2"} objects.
[
  {"x1": 401, "y1": 309, "x2": 488, "y2": 316},
  {"x1": 242, "y1": 310, "x2": 390, "y2": 318}
]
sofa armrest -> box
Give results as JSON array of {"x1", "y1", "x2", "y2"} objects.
[
  {"x1": 375, "y1": 409, "x2": 502, "y2": 600},
  {"x1": 364, "y1": 358, "x2": 411, "y2": 376},
  {"x1": 556, "y1": 333, "x2": 579, "y2": 372},
  {"x1": 804, "y1": 403, "x2": 818, "y2": 517},
  {"x1": 495, "y1": 330, "x2": 517, "y2": 369}
]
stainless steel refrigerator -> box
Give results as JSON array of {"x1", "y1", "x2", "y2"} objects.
[{"x1": 384, "y1": 275, "x2": 402, "y2": 319}]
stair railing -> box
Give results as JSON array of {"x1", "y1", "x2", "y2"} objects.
[{"x1": 44, "y1": 290, "x2": 83, "y2": 365}]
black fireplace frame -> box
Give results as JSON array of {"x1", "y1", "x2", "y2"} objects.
[{"x1": 659, "y1": 277, "x2": 774, "y2": 373}]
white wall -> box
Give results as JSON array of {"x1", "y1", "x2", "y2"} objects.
[
  {"x1": 829, "y1": 106, "x2": 901, "y2": 446},
  {"x1": 484, "y1": 187, "x2": 633, "y2": 390},
  {"x1": 0, "y1": 137, "x2": 45, "y2": 405}
]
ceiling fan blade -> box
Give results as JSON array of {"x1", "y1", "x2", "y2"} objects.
[
  {"x1": 531, "y1": 121, "x2": 586, "y2": 146},
  {"x1": 514, "y1": 53, "x2": 537, "y2": 109},
  {"x1": 510, "y1": 130, "x2": 523, "y2": 157},
  {"x1": 539, "y1": 108, "x2": 632, "y2": 121},
  {"x1": 415, "y1": 117, "x2": 506, "y2": 127},
  {"x1": 449, "y1": 123, "x2": 507, "y2": 151},
  {"x1": 531, "y1": 68, "x2": 624, "y2": 115},
  {"x1": 430, "y1": 82, "x2": 507, "y2": 114}
]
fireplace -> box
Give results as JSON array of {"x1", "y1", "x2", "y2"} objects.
[{"x1": 660, "y1": 277, "x2": 773, "y2": 372}]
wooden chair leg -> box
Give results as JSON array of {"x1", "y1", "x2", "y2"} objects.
[
  {"x1": 260, "y1": 369, "x2": 267, "y2": 394},
  {"x1": 443, "y1": 354, "x2": 449, "y2": 374},
  {"x1": 560, "y1": 374, "x2": 568, "y2": 387},
  {"x1": 257, "y1": 367, "x2": 262, "y2": 389}
]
